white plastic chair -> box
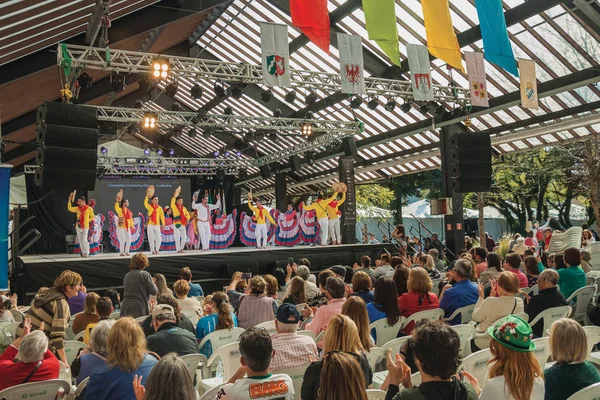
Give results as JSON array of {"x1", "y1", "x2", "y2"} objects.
[
  {"x1": 442, "y1": 304, "x2": 475, "y2": 324},
  {"x1": 315, "y1": 330, "x2": 326, "y2": 344},
  {"x1": 0, "y1": 321, "x2": 20, "y2": 343},
  {"x1": 9, "y1": 309, "x2": 24, "y2": 323},
  {"x1": 403, "y1": 308, "x2": 445, "y2": 331},
  {"x1": 528, "y1": 305, "x2": 572, "y2": 337},
  {"x1": 532, "y1": 336, "x2": 551, "y2": 369},
  {"x1": 458, "y1": 348, "x2": 492, "y2": 386},
  {"x1": 368, "y1": 317, "x2": 405, "y2": 347},
  {"x1": 197, "y1": 327, "x2": 245, "y2": 355},
  {"x1": 199, "y1": 384, "x2": 226, "y2": 400},
  {"x1": 58, "y1": 361, "x2": 71, "y2": 383},
  {"x1": 380, "y1": 337, "x2": 411, "y2": 358},
  {"x1": 567, "y1": 286, "x2": 596, "y2": 324},
  {"x1": 514, "y1": 312, "x2": 529, "y2": 322},
  {"x1": 278, "y1": 363, "x2": 310, "y2": 400},
  {"x1": 255, "y1": 320, "x2": 277, "y2": 335},
  {"x1": 366, "y1": 389, "x2": 386, "y2": 400},
  {"x1": 199, "y1": 342, "x2": 242, "y2": 394},
  {"x1": 64, "y1": 340, "x2": 87, "y2": 366},
  {"x1": 583, "y1": 326, "x2": 600, "y2": 358},
  {"x1": 0, "y1": 379, "x2": 71, "y2": 400},
  {"x1": 180, "y1": 353, "x2": 207, "y2": 383},
  {"x1": 73, "y1": 330, "x2": 85, "y2": 342},
  {"x1": 65, "y1": 324, "x2": 75, "y2": 340},
  {"x1": 548, "y1": 227, "x2": 582, "y2": 253},
  {"x1": 65, "y1": 377, "x2": 89, "y2": 400},
  {"x1": 135, "y1": 316, "x2": 147, "y2": 324},
  {"x1": 450, "y1": 324, "x2": 476, "y2": 358},
  {"x1": 567, "y1": 382, "x2": 600, "y2": 399},
  {"x1": 365, "y1": 347, "x2": 385, "y2": 371},
  {"x1": 588, "y1": 242, "x2": 600, "y2": 271},
  {"x1": 297, "y1": 330, "x2": 316, "y2": 341}
]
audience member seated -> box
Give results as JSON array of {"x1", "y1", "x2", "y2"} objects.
[
  {"x1": 478, "y1": 252, "x2": 503, "y2": 286},
  {"x1": 467, "y1": 315, "x2": 544, "y2": 400},
  {"x1": 393, "y1": 264, "x2": 410, "y2": 297},
  {"x1": 342, "y1": 296, "x2": 374, "y2": 351},
  {"x1": 474, "y1": 247, "x2": 489, "y2": 278},
  {"x1": 215, "y1": 327, "x2": 295, "y2": 400},
  {"x1": 263, "y1": 274, "x2": 280, "y2": 300},
  {"x1": 439, "y1": 260, "x2": 478, "y2": 325},
  {"x1": 18, "y1": 270, "x2": 82, "y2": 365},
  {"x1": 72, "y1": 320, "x2": 114, "y2": 385},
  {"x1": 355, "y1": 255, "x2": 376, "y2": 278},
  {"x1": 302, "y1": 315, "x2": 372, "y2": 400},
  {"x1": 545, "y1": 318, "x2": 600, "y2": 400},
  {"x1": 417, "y1": 254, "x2": 441, "y2": 279},
  {"x1": 67, "y1": 284, "x2": 87, "y2": 315},
  {"x1": 349, "y1": 271, "x2": 374, "y2": 304},
  {"x1": 558, "y1": 247, "x2": 587, "y2": 299},
  {"x1": 132, "y1": 353, "x2": 196, "y2": 400},
  {"x1": 504, "y1": 253, "x2": 529, "y2": 289},
  {"x1": 374, "y1": 254, "x2": 393, "y2": 278},
  {"x1": 270, "y1": 303, "x2": 318, "y2": 372},
  {"x1": 146, "y1": 304, "x2": 197, "y2": 357},
  {"x1": 283, "y1": 276, "x2": 307, "y2": 305},
  {"x1": 141, "y1": 294, "x2": 195, "y2": 337},
  {"x1": 307, "y1": 269, "x2": 335, "y2": 308},
  {"x1": 104, "y1": 288, "x2": 121, "y2": 312},
  {"x1": 83, "y1": 297, "x2": 113, "y2": 345},
  {"x1": 150, "y1": 273, "x2": 172, "y2": 304},
  {"x1": 73, "y1": 292, "x2": 100, "y2": 334},
  {"x1": 398, "y1": 267, "x2": 440, "y2": 334},
  {"x1": 173, "y1": 279, "x2": 202, "y2": 325},
  {"x1": 0, "y1": 296, "x2": 14, "y2": 323},
  {"x1": 303, "y1": 277, "x2": 347, "y2": 337},
  {"x1": 366, "y1": 277, "x2": 401, "y2": 343},
  {"x1": 472, "y1": 272, "x2": 524, "y2": 350},
  {"x1": 555, "y1": 253, "x2": 567, "y2": 270},
  {"x1": 523, "y1": 256, "x2": 540, "y2": 287},
  {"x1": 234, "y1": 276, "x2": 277, "y2": 329},
  {"x1": 383, "y1": 320, "x2": 479, "y2": 399},
  {"x1": 86, "y1": 317, "x2": 158, "y2": 400},
  {"x1": 513, "y1": 237, "x2": 527, "y2": 255},
  {"x1": 0, "y1": 318, "x2": 59, "y2": 391},
  {"x1": 180, "y1": 266, "x2": 204, "y2": 297},
  {"x1": 317, "y1": 352, "x2": 369, "y2": 400},
  {"x1": 120, "y1": 254, "x2": 158, "y2": 318},
  {"x1": 285, "y1": 265, "x2": 319, "y2": 300},
  {"x1": 580, "y1": 249, "x2": 593, "y2": 273},
  {"x1": 196, "y1": 291, "x2": 238, "y2": 358},
  {"x1": 525, "y1": 269, "x2": 567, "y2": 338},
  {"x1": 429, "y1": 249, "x2": 445, "y2": 271}
]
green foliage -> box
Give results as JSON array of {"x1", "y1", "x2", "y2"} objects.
[
  {"x1": 390, "y1": 170, "x2": 443, "y2": 223},
  {"x1": 355, "y1": 184, "x2": 394, "y2": 209}
]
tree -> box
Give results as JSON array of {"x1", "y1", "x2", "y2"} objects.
[
  {"x1": 390, "y1": 170, "x2": 443, "y2": 224},
  {"x1": 355, "y1": 184, "x2": 394, "y2": 209}
]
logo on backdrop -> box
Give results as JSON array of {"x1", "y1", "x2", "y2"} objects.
[
  {"x1": 525, "y1": 82, "x2": 536, "y2": 102},
  {"x1": 344, "y1": 64, "x2": 362, "y2": 85},
  {"x1": 266, "y1": 55, "x2": 286, "y2": 77},
  {"x1": 414, "y1": 73, "x2": 432, "y2": 94},
  {"x1": 471, "y1": 81, "x2": 487, "y2": 99}
]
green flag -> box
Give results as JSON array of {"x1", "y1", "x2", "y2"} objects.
[{"x1": 363, "y1": 0, "x2": 400, "y2": 65}]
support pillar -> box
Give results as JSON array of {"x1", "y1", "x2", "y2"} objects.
[
  {"x1": 275, "y1": 173, "x2": 287, "y2": 212},
  {"x1": 339, "y1": 158, "x2": 357, "y2": 244}
]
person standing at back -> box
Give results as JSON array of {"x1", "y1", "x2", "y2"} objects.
[{"x1": 120, "y1": 254, "x2": 158, "y2": 318}]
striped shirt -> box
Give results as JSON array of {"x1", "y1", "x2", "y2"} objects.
[
  {"x1": 196, "y1": 313, "x2": 238, "y2": 357},
  {"x1": 269, "y1": 332, "x2": 318, "y2": 372},
  {"x1": 237, "y1": 294, "x2": 278, "y2": 330}
]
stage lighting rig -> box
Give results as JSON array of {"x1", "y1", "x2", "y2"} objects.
[
  {"x1": 285, "y1": 91, "x2": 296, "y2": 103},
  {"x1": 77, "y1": 72, "x2": 93, "y2": 89},
  {"x1": 168, "y1": 149, "x2": 175, "y2": 156},
  {"x1": 302, "y1": 123, "x2": 313, "y2": 137},
  {"x1": 385, "y1": 98, "x2": 396, "y2": 112},
  {"x1": 138, "y1": 77, "x2": 151, "y2": 92},
  {"x1": 261, "y1": 89, "x2": 272, "y2": 102},
  {"x1": 144, "y1": 148, "x2": 151, "y2": 156},
  {"x1": 110, "y1": 73, "x2": 126, "y2": 92},
  {"x1": 305, "y1": 91, "x2": 317, "y2": 106},
  {"x1": 189, "y1": 128, "x2": 198, "y2": 138},
  {"x1": 142, "y1": 113, "x2": 157, "y2": 129},
  {"x1": 100, "y1": 146, "x2": 108, "y2": 155},
  {"x1": 165, "y1": 81, "x2": 178, "y2": 97},
  {"x1": 232, "y1": 84, "x2": 244, "y2": 99},
  {"x1": 273, "y1": 109, "x2": 283, "y2": 118},
  {"x1": 419, "y1": 104, "x2": 430, "y2": 114},
  {"x1": 305, "y1": 151, "x2": 315, "y2": 166},
  {"x1": 305, "y1": 111, "x2": 314, "y2": 119},
  {"x1": 191, "y1": 83, "x2": 203, "y2": 99},
  {"x1": 350, "y1": 95, "x2": 362, "y2": 110},
  {"x1": 224, "y1": 107, "x2": 233, "y2": 115},
  {"x1": 157, "y1": 148, "x2": 163, "y2": 156},
  {"x1": 152, "y1": 59, "x2": 169, "y2": 79},
  {"x1": 400, "y1": 102, "x2": 411, "y2": 113},
  {"x1": 367, "y1": 98, "x2": 379, "y2": 110},
  {"x1": 214, "y1": 80, "x2": 226, "y2": 97},
  {"x1": 171, "y1": 102, "x2": 183, "y2": 111}
]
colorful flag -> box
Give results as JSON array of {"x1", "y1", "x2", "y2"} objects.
[
  {"x1": 363, "y1": 0, "x2": 400, "y2": 65},
  {"x1": 519, "y1": 59, "x2": 538, "y2": 109},
  {"x1": 337, "y1": 33, "x2": 365, "y2": 95},
  {"x1": 421, "y1": 0, "x2": 464, "y2": 71},
  {"x1": 474, "y1": 0, "x2": 518, "y2": 76},
  {"x1": 407, "y1": 44, "x2": 434, "y2": 102},
  {"x1": 260, "y1": 22, "x2": 291, "y2": 87},
  {"x1": 290, "y1": 0, "x2": 330, "y2": 54},
  {"x1": 465, "y1": 52, "x2": 489, "y2": 108}
]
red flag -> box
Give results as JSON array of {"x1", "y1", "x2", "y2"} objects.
[{"x1": 289, "y1": 0, "x2": 330, "y2": 54}]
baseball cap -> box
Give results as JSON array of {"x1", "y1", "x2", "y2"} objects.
[
  {"x1": 276, "y1": 303, "x2": 301, "y2": 324},
  {"x1": 151, "y1": 304, "x2": 175, "y2": 319}
]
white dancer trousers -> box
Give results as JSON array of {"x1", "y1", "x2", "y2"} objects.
[
  {"x1": 198, "y1": 221, "x2": 211, "y2": 250},
  {"x1": 117, "y1": 227, "x2": 131, "y2": 254},
  {"x1": 173, "y1": 225, "x2": 187, "y2": 252},
  {"x1": 256, "y1": 224, "x2": 268, "y2": 248},
  {"x1": 147, "y1": 224, "x2": 162, "y2": 253},
  {"x1": 318, "y1": 217, "x2": 329, "y2": 245},
  {"x1": 329, "y1": 218, "x2": 341, "y2": 244},
  {"x1": 76, "y1": 226, "x2": 89, "y2": 256}
]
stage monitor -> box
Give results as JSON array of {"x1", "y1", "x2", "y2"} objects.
[{"x1": 88, "y1": 177, "x2": 192, "y2": 228}]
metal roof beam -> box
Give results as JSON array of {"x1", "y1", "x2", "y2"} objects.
[
  {"x1": 85, "y1": 0, "x2": 113, "y2": 45},
  {"x1": 564, "y1": 0, "x2": 600, "y2": 38}
]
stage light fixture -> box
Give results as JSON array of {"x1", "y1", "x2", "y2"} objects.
[
  {"x1": 350, "y1": 95, "x2": 362, "y2": 110},
  {"x1": 235, "y1": 150, "x2": 242, "y2": 157},
  {"x1": 285, "y1": 91, "x2": 296, "y2": 103},
  {"x1": 224, "y1": 106, "x2": 233, "y2": 115},
  {"x1": 142, "y1": 113, "x2": 157, "y2": 129},
  {"x1": 305, "y1": 91, "x2": 317, "y2": 105},
  {"x1": 419, "y1": 104, "x2": 429, "y2": 114},
  {"x1": 213, "y1": 150, "x2": 220, "y2": 157},
  {"x1": 434, "y1": 104, "x2": 445, "y2": 116},
  {"x1": 214, "y1": 80, "x2": 226, "y2": 97},
  {"x1": 190, "y1": 83, "x2": 203, "y2": 99},
  {"x1": 157, "y1": 148, "x2": 163, "y2": 156},
  {"x1": 451, "y1": 107, "x2": 464, "y2": 118},
  {"x1": 269, "y1": 132, "x2": 278, "y2": 142},
  {"x1": 400, "y1": 102, "x2": 412, "y2": 113},
  {"x1": 385, "y1": 98, "x2": 396, "y2": 112},
  {"x1": 144, "y1": 148, "x2": 151, "y2": 156},
  {"x1": 232, "y1": 84, "x2": 244, "y2": 99},
  {"x1": 128, "y1": 124, "x2": 140, "y2": 136},
  {"x1": 305, "y1": 110, "x2": 314, "y2": 119},
  {"x1": 225, "y1": 150, "x2": 231, "y2": 157},
  {"x1": 138, "y1": 77, "x2": 150, "y2": 92},
  {"x1": 133, "y1": 99, "x2": 144, "y2": 109},
  {"x1": 273, "y1": 109, "x2": 283, "y2": 118},
  {"x1": 367, "y1": 98, "x2": 379, "y2": 110},
  {"x1": 110, "y1": 73, "x2": 126, "y2": 92},
  {"x1": 189, "y1": 128, "x2": 197, "y2": 138},
  {"x1": 100, "y1": 146, "x2": 108, "y2": 155},
  {"x1": 77, "y1": 72, "x2": 93, "y2": 89},
  {"x1": 171, "y1": 101, "x2": 183, "y2": 111},
  {"x1": 152, "y1": 59, "x2": 169, "y2": 79},
  {"x1": 124, "y1": 157, "x2": 137, "y2": 164},
  {"x1": 302, "y1": 123, "x2": 313, "y2": 137},
  {"x1": 305, "y1": 151, "x2": 315, "y2": 166},
  {"x1": 261, "y1": 89, "x2": 272, "y2": 102},
  {"x1": 238, "y1": 169, "x2": 247, "y2": 179},
  {"x1": 165, "y1": 81, "x2": 178, "y2": 97},
  {"x1": 168, "y1": 149, "x2": 175, "y2": 156}
]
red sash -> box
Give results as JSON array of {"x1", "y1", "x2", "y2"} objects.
[
  {"x1": 122, "y1": 207, "x2": 133, "y2": 229},
  {"x1": 257, "y1": 206, "x2": 265, "y2": 220},
  {"x1": 78, "y1": 205, "x2": 89, "y2": 228},
  {"x1": 176, "y1": 204, "x2": 188, "y2": 225},
  {"x1": 329, "y1": 200, "x2": 338, "y2": 209},
  {"x1": 149, "y1": 204, "x2": 160, "y2": 224}
]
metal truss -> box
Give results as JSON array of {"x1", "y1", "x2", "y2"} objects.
[
  {"x1": 58, "y1": 44, "x2": 471, "y2": 105},
  {"x1": 97, "y1": 156, "x2": 250, "y2": 175}
]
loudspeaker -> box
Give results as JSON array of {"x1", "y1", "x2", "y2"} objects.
[
  {"x1": 36, "y1": 147, "x2": 97, "y2": 171},
  {"x1": 259, "y1": 164, "x2": 272, "y2": 179},
  {"x1": 341, "y1": 136, "x2": 358, "y2": 157},
  {"x1": 339, "y1": 158, "x2": 357, "y2": 244},
  {"x1": 37, "y1": 125, "x2": 99, "y2": 149},
  {"x1": 37, "y1": 102, "x2": 98, "y2": 128},
  {"x1": 34, "y1": 168, "x2": 98, "y2": 190},
  {"x1": 450, "y1": 133, "x2": 492, "y2": 193},
  {"x1": 289, "y1": 155, "x2": 302, "y2": 172}
]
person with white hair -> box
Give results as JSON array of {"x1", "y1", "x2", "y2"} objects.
[
  {"x1": 0, "y1": 318, "x2": 59, "y2": 391},
  {"x1": 284, "y1": 264, "x2": 319, "y2": 300},
  {"x1": 72, "y1": 319, "x2": 115, "y2": 385}
]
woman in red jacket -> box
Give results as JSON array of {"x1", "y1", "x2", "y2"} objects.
[{"x1": 398, "y1": 267, "x2": 439, "y2": 334}]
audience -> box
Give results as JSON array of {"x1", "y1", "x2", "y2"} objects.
[
  {"x1": 428, "y1": 248, "x2": 445, "y2": 271},
  {"x1": 141, "y1": 294, "x2": 195, "y2": 337},
  {"x1": 234, "y1": 276, "x2": 277, "y2": 329},
  {"x1": 104, "y1": 288, "x2": 121, "y2": 311},
  {"x1": 270, "y1": 303, "x2": 318, "y2": 372},
  {"x1": 544, "y1": 318, "x2": 600, "y2": 400},
  {"x1": 554, "y1": 253, "x2": 566, "y2": 270},
  {"x1": 580, "y1": 249, "x2": 593, "y2": 273},
  {"x1": 558, "y1": 247, "x2": 587, "y2": 299},
  {"x1": 83, "y1": 296, "x2": 113, "y2": 345},
  {"x1": 398, "y1": 267, "x2": 440, "y2": 334},
  {"x1": 146, "y1": 304, "x2": 198, "y2": 357},
  {"x1": 86, "y1": 317, "x2": 158, "y2": 400},
  {"x1": 317, "y1": 352, "x2": 368, "y2": 400},
  {"x1": 439, "y1": 260, "x2": 478, "y2": 325},
  {"x1": 366, "y1": 277, "x2": 401, "y2": 343},
  {"x1": 173, "y1": 279, "x2": 202, "y2": 325},
  {"x1": 73, "y1": 291, "x2": 100, "y2": 334},
  {"x1": 478, "y1": 252, "x2": 503, "y2": 285},
  {"x1": 392, "y1": 264, "x2": 410, "y2": 297},
  {"x1": 417, "y1": 254, "x2": 440, "y2": 279},
  {"x1": 504, "y1": 253, "x2": 529, "y2": 289},
  {"x1": 374, "y1": 254, "x2": 393, "y2": 278},
  {"x1": 286, "y1": 265, "x2": 319, "y2": 299},
  {"x1": 349, "y1": 271, "x2": 374, "y2": 304},
  {"x1": 120, "y1": 254, "x2": 158, "y2": 318},
  {"x1": 179, "y1": 267, "x2": 204, "y2": 297},
  {"x1": 525, "y1": 269, "x2": 567, "y2": 338},
  {"x1": 473, "y1": 247, "x2": 489, "y2": 278},
  {"x1": 132, "y1": 353, "x2": 196, "y2": 400},
  {"x1": 342, "y1": 296, "x2": 373, "y2": 351},
  {"x1": 303, "y1": 277, "x2": 347, "y2": 337},
  {"x1": 355, "y1": 255, "x2": 375, "y2": 278},
  {"x1": 523, "y1": 256, "x2": 541, "y2": 287},
  {"x1": 0, "y1": 297, "x2": 15, "y2": 324},
  {"x1": 72, "y1": 320, "x2": 114, "y2": 385},
  {"x1": 67, "y1": 284, "x2": 87, "y2": 315},
  {"x1": 283, "y1": 276, "x2": 307, "y2": 305},
  {"x1": 150, "y1": 273, "x2": 172, "y2": 302},
  {"x1": 307, "y1": 269, "x2": 335, "y2": 308},
  {"x1": 196, "y1": 291, "x2": 237, "y2": 358},
  {"x1": 263, "y1": 274, "x2": 280, "y2": 299}
]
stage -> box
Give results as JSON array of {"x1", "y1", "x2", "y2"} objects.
[{"x1": 15, "y1": 243, "x2": 391, "y2": 300}]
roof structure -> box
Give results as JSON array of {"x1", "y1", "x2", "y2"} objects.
[{"x1": 2, "y1": 0, "x2": 600, "y2": 199}]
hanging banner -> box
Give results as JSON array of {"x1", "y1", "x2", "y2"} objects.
[
  {"x1": 290, "y1": 0, "x2": 330, "y2": 54},
  {"x1": 465, "y1": 52, "x2": 489, "y2": 108},
  {"x1": 407, "y1": 44, "x2": 434, "y2": 102},
  {"x1": 0, "y1": 165, "x2": 11, "y2": 291},
  {"x1": 260, "y1": 22, "x2": 291, "y2": 87},
  {"x1": 474, "y1": 0, "x2": 518, "y2": 76},
  {"x1": 363, "y1": 0, "x2": 400, "y2": 65},
  {"x1": 337, "y1": 33, "x2": 365, "y2": 95},
  {"x1": 519, "y1": 59, "x2": 538, "y2": 109},
  {"x1": 421, "y1": 0, "x2": 464, "y2": 71}
]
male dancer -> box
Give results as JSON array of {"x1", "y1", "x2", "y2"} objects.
[
  {"x1": 115, "y1": 189, "x2": 134, "y2": 256},
  {"x1": 144, "y1": 185, "x2": 165, "y2": 255},
  {"x1": 192, "y1": 192, "x2": 221, "y2": 251},
  {"x1": 247, "y1": 190, "x2": 277, "y2": 249},
  {"x1": 303, "y1": 191, "x2": 340, "y2": 246},
  {"x1": 171, "y1": 186, "x2": 190, "y2": 253},
  {"x1": 326, "y1": 192, "x2": 346, "y2": 245},
  {"x1": 67, "y1": 191, "x2": 94, "y2": 258}
]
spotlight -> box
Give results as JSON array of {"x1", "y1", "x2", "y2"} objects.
[
  {"x1": 269, "y1": 132, "x2": 278, "y2": 142},
  {"x1": 110, "y1": 73, "x2": 126, "y2": 92},
  {"x1": 350, "y1": 95, "x2": 362, "y2": 110},
  {"x1": 273, "y1": 109, "x2": 283, "y2": 118},
  {"x1": 419, "y1": 104, "x2": 429, "y2": 114},
  {"x1": 152, "y1": 59, "x2": 169, "y2": 79},
  {"x1": 305, "y1": 151, "x2": 315, "y2": 166},
  {"x1": 144, "y1": 148, "x2": 151, "y2": 156},
  {"x1": 189, "y1": 128, "x2": 197, "y2": 138},
  {"x1": 224, "y1": 106, "x2": 233, "y2": 115},
  {"x1": 128, "y1": 125, "x2": 140, "y2": 135},
  {"x1": 400, "y1": 102, "x2": 412, "y2": 113},
  {"x1": 133, "y1": 99, "x2": 144, "y2": 109},
  {"x1": 165, "y1": 81, "x2": 178, "y2": 97},
  {"x1": 168, "y1": 149, "x2": 175, "y2": 156},
  {"x1": 138, "y1": 77, "x2": 150, "y2": 92},
  {"x1": 305, "y1": 110, "x2": 314, "y2": 119},
  {"x1": 142, "y1": 113, "x2": 157, "y2": 129},
  {"x1": 238, "y1": 169, "x2": 248, "y2": 179},
  {"x1": 385, "y1": 98, "x2": 396, "y2": 112},
  {"x1": 214, "y1": 80, "x2": 226, "y2": 97},
  {"x1": 367, "y1": 98, "x2": 379, "y2": 110},
  {"x1": 232, "y1": 84, "x2": 244, "y2": 99},
  {"x1": 100, "y1": 146, "x2": 108, "y2": 155},
  {"x1": 213, "y1": 150, "x2": 220, "y2": 157},
  {"x1": 434, "y1": 104, "x2": 446, "y2": 116},
  {"x1": 261, "y1": 89, "x2": 272, "y2": 102},
  {"x1": 171, "y1": 102, "x2": 183, "y2": 111},
  {"x1": 190, "y1": 83, "x2": 203, "y2": 99},
  {"x1": 157, "y1": 148, "x2": 163, "y2": 156},
  {"x1": 77, "y1": 72, "x2": 93, "y2": 89},
  {"x1": 235, "y1": 150, "x2": 242, "y2": 157},
  {"x1": 285, "y1": 91, "x2": 296, "y2": 103},
  {"x1": 302, "y1": 123, "x2": 313, "y2": 137},
  {"x1": 305, "y1": 91, "x2": 317, "y2": 105}
]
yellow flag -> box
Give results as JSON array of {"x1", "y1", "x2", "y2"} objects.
[{"x1": 421, "y1": 0, "x2": 464, "y2": 71}]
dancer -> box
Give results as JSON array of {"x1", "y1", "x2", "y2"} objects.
[
  {"x1": 273, "y1": 203, "x2": 301, "y2": 247},
  {"x1": 192, "y1": 192, "x2": 220, "y2": 251},
  {"x1": 326, "y1": 192, "x2": 346, "y2": 245},
  {"x1": 115, "y1": 189, "x2": 134, "y2": 256},
  {"x1": 144, "y1": 186, "x2": 165, "y2": 255},
  {"x1": 67, "y1": 191, "x2": 94, "y2": 258},
  {"x1": 159, "y1": 206, "x2": 176, "y2": 252},
  {"x1": 302, "y1": 191, "x2": 339, "y2": 246},
  {"x1": 247, "y1": 190, "x2": 277, "y2": 249},
  {"x1": 186, "y1": 209, "x2": 199, "y2": 250},
  {"x1": 171, "y1": 186, "x2": 190, "y2": 253}
]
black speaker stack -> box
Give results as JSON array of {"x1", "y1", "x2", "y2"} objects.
[
  {"x1": 35, "y1": 102, "x2": 100, "y2": 191},
  {"x1": 448, "y1": 132, "x2": 492, "y2": 193}
]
